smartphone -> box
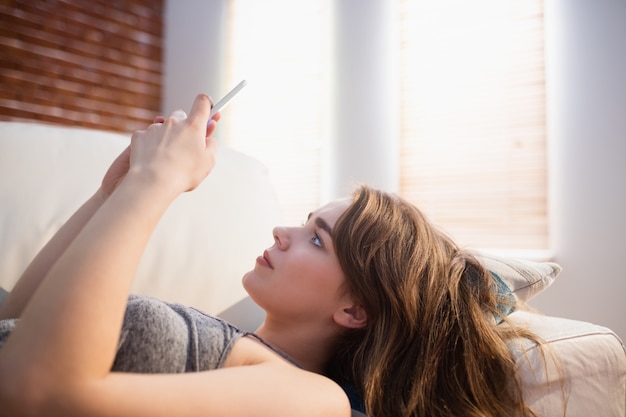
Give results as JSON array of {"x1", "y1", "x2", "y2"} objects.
[{"x1": 210, "y1": 80, "x2": 248, "y2": 118}]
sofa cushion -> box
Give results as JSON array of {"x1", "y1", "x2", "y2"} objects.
[
  {"x1": 474, "y1": 253, "x2": 561, "y2": 323},
  {"x1": 0, "y1": 121, "x2": 283, "y2": 315}
]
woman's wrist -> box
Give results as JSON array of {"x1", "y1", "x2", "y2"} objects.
[
  {"x1": 118, "y1": 168, "x2": 184, "y2": 206},
  {"x1": 94, "y1": 187, "x2": 110, "y2": 206}
]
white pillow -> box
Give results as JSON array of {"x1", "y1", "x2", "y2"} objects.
[{"x1": 476, "y1": 253, "x2": 561, "y2": 308}]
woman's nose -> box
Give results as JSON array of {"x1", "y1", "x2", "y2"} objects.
[{"x1": 272, "y1": 226, "x2": 290, "y2": 249}]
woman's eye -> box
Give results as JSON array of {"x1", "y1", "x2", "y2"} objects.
[{"x1": 312, "y1": 233, "x2": 323, "y2": 247}]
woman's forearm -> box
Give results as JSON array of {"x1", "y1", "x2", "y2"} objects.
[
  {"x1": 0, "y1": 176, "x2": 178, "y2": 383},
  {"x1": 0, "y1": 190, "x2": 107, "y2": 320}
]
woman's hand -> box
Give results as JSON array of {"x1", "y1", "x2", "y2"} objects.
[
  {"x1": 127, "y1": 94, "x2": 218, "y2": 196},
  {"x1": 100, "y1": 94, "x2": 220, "y2": 199},
  {"x1": 0, "y1": 101, "x2": 222, "y2": 321}
]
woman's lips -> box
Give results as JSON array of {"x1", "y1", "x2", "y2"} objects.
[{"x1": 256, "y1": 250, "x2": 273, "y2": 269}]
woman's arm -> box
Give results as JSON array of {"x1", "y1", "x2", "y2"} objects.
[
  {"x1": 87, "y1": 358, "x2": 350, "y2": 417},
  {"x1": 0, "y1": 112, "x2": 182, "y2": 321},
  {"x1": 0, "y1": 95, "x2": 222, "y2": 414},
  {"x1": 9, "y1": 338, "x2": 350, "y2": 417},
  {"x1": 0, "y1": 189, "x2": 106, "y2": 320},
  {"x1": 0, "y1": 139, "x2": 138, "y2": 320},
  {"x1": 0, "y1": 113, "x2": 200, "y2": 320}
]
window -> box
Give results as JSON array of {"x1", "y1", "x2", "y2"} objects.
[
  {"x1": 398, "y1": 0, "x2": 548, "y2": 250},
  {"x1": 224, "y1": 0, "x2": 331, "y2": 225},
  {"x1": 225, "y1": 0, "x2": 548, "y2": 250}
]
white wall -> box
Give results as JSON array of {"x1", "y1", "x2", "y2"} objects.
[
  {"x1": 326, "y1": 0, "x2": 399, "y2": 200},
  {"x1": 531, "y1": 0, "x2": 626, "y2": 340},
  {"x1": 162, "y1": 0, "x2": 227, "y2": 115},
  {"x1": 164, "y1": 0, "x2": 626, "y2": 340}
]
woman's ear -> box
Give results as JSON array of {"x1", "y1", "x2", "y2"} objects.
[{"x1": 334, "y1": 304, "x2": 367, "y2": 329}]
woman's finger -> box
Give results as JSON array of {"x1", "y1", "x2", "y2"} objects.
[
  {"x1": 206, "y1": 120, "x2": 218, "y2": 138},
  {"x1": 170, "y1": 109, "x2": 187, "y2": 121},
  {"x1": 186, "y1": 94, "x2": 213, "y2": 128}
]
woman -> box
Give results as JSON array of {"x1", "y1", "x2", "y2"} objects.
[
  {"x1": 0, "y1": 94, "x2": 540, "y2": 417},
  {"x1": 0, "y1": 95, "x2": 350, "y2": 417}
]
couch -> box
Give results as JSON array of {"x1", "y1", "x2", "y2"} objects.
[{"x1": 1, "y1": 121, "x2": 624, "y2": 416}]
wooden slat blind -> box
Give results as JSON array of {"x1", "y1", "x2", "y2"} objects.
[
  {"x1": 398, "y1": 0, "x2": 548, "y2": 250},
  {"x1": 0, "y1": 0, "x2": 163, "y2": 133}
]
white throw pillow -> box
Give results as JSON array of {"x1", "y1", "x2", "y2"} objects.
[{"x1": 475, "y1": 253, "x2": 561, "y2": 323}]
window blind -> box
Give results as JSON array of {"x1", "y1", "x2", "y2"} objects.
[
  {"x1": 398, "y1": 0, "x2": 548, "y2": 250},
  {"x1": 0, "y1": 0, "x2": 163, "y2": 133},
  {"x1": 225, "y1": 0, "x2": 330, "y2": 225}
]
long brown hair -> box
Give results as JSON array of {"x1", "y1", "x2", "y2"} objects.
[{"x1": 328, "y1": 185, "x2": 540, "y2": 417}]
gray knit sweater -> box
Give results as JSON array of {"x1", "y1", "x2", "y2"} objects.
[
  {"x1": 0, "y1": 294, "x2": 369, "y2": 416},
  {"x1": 0, "y1": 294, "x2": 247, "y2": 373}
]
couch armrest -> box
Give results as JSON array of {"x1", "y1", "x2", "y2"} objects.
[{"x1": 508, "y1": 310, "x2": 626, "y2": 416}]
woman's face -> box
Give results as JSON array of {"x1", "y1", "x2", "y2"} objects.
[{"x1": 242, "y1": 198, "x2": 351, "y2": 324}]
